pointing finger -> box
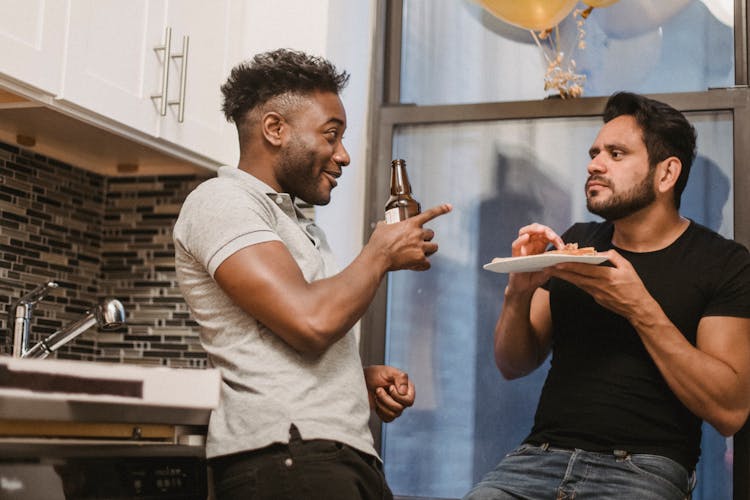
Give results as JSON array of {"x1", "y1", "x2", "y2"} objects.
[{"x1": 411, "y1": 203, "x2": 452, "y2": 225}]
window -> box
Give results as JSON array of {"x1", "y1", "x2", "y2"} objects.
[
  {"x1": 361, "y1": 1, "x2": 750, "y2": 499},
  {"x1": 400, "y1": 0, "x2": 735, "y2": 105}
]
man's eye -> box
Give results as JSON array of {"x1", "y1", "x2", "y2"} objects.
[{"x1": 612, "y1": 150, "x2": 624, "y2": 159}]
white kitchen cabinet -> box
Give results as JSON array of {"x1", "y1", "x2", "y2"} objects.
[
  {"x1": 61, "y1": 0, "x2": 166, "y2": 136},
  {"x1": 0, "y1": 0, "x2": 69, "y2": 95},
  {"x1": 0, "y1": 0, "x2": 341, "y2": 171},
  {"x1": 157, "y1": 0, "x2": 244, "y2": 166},
  {"x1": 59, "y1": 0, "x2": 240, "y2": 167}
]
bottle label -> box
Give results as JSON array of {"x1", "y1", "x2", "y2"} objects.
[{"x1": 385, "y1": 207, "x2": 403, "y2": 224}]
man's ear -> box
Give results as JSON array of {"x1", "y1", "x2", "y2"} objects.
[
  {"x1": 656, "y1": 156, "x2": 682, "y2": 195},
  {"x1": 261, "y1": 112, "x2": 285, "y2": 146}
]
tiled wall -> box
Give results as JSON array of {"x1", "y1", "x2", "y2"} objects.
[{"x1": 0, "y1": 140, "x2": 212, "y2": 367}]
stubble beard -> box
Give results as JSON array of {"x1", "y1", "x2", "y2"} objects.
[
  {"x1": 586, "y1": 168, "x2": 656, "y2": 221},
  {"x1": 278, "y1": 136, "x2": 331, "y2": 206}
]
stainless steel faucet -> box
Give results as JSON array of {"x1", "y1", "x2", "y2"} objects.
[
  {"x1": 9, "y1": 281, "x2": 59, "y2": 357},
  {"x1": 8, "y1": 281, "x2": 126, "y2": 358}
]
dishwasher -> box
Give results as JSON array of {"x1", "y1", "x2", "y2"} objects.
[
  {"x1": 0, "y1": 357, "x2": 221, "y2": 499},
  {"x1": 0, "y1": 423, "x2": 209, "y2": 499}
]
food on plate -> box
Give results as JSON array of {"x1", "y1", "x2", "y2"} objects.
[
  {"x1": 546, "y1": 243, "x2": 598, "y2": 256},
  {"x1": 490, "y1": 243, "x2": 599, "y2": 264}
]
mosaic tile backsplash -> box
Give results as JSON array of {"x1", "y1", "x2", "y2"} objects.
[{"x1": 0, "y1": 140, "x2": 212, "y2": 368}]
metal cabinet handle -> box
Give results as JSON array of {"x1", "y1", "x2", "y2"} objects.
[
  {"x1": 168, "y1": 35, "x2": 189, "y2": 123},
  {"x1": 151, "y1": 27, "x2": 172, "y2": 116}
]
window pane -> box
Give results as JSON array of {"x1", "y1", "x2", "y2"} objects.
[
  {"x1": 401, "y1": 0, "x2": 735, "y2": 105},
  {"x1": 382, "y1": 112, "x2": 733, "y2": 499}
]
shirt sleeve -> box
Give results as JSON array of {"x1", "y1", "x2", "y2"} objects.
[
  {"x1": 704, "y1": 243, "x2": 750, "y2": 318},
  {"x1": 175, "y1": 180, "x2": 281, "y2": 278}
]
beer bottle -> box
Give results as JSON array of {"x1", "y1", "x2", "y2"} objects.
[{"x1": 385, "y1": 159, "x2": 421, "y2": 223}]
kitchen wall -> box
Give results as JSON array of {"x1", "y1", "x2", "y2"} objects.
[{"x1": 0, "y1": 139, "x2": 212, "y2": 367}]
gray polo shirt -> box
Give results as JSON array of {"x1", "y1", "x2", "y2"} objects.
[{"x1": 173, "y1": 166, "x2": 375, "y2": 459}]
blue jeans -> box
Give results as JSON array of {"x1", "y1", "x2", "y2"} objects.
[{"x1": 463, "y1": 443, "x2": 696, "y2": 500}]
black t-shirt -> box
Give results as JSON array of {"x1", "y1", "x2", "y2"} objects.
[{"x1": 525, "y1": 220, "x2": 750, "y2": 471}]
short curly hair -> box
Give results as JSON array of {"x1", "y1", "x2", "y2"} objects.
[{"x1": 220, "y1": 48, "x2": 350, "y2": 125}]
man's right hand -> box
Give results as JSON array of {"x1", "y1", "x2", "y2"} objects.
[
  {"x1": 506, "y1": 223, "x2": 565, "y2": 295},
  {"x1": 213, "y1": 203, "x2": 450, "y2": 355},
  {"x1": 512, "y1": 223, "x2": 564, "y2": 257},
  {"x1": 495, "y1": 223, "x2": 559, "y2": 379},
  {"x1": 367, "y1": 203, "x2": 452, "y2": 272}
]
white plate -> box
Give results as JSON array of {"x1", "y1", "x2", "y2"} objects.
[{"x1": 483, "y1": 253, "x2": 608, "y2": 273}]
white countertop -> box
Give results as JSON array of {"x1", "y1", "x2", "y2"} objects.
[{"x1": 0, "y1": 357, "x2": 221, "y2": 426}]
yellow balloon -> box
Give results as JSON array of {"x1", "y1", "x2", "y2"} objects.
[
  {"x1": 480, "y1": 0, "x2": 579, "y2": 31},
  {"x1": 583, "y1": 0, "x2": 620, "y2": 6}
]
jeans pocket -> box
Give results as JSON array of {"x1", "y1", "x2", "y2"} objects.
[
  {"x1": 294, "y1": 439, "x2": 345, "y2": 463},
  {"x1": 625, "y1": 454, "x2": 690, "y2": 496},
  {"x1": 213, "y1": 465, "x2": 257, "y2": 499}
]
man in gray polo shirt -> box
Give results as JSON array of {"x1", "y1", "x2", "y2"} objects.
[{"x1": 173, "y1": 49, "x2": 451, "y2": 500}]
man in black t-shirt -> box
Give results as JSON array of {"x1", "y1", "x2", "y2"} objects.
[{"x1": 464, "y1": 92, "x2": 750, "y2": 500}]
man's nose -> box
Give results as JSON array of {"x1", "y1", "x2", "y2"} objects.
[
  {"x1": 334, "y1": 143, "x2": 350, "y2": 167},
  {"x1": 587, "y1": 154, "x2": 606, "y2": 174}
]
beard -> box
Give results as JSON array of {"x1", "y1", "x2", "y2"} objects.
[
  {"x1": 277, "y1": 135, "x2": 332, "y2": 206},
  {"x1": 586, "y1": 168, "x2": 656, "y2": 221}
]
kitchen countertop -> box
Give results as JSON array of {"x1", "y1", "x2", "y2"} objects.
[{"x1": 0, "y1": 357, "x2": 221, "y2": 427}]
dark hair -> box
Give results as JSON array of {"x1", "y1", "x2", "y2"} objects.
[
  {"x1": 602, "y1": 92, "x2": 696, "y2": 209},
  {"x1": 220, "y1": 48, "x2": 350, "y2": 125}
]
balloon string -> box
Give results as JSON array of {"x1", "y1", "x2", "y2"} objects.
[
  {"x1": 552, "y1": 25, "x2": 560, "y2": 59},
  {"x1": 561, "y1": 19, "x2": 580, "y2": 65},
  {"x1": 529, "y1": 12, "x2": 587, "y2": 99},
  {"x1": 530, "y1": 30, "x2": 555, "y2": 66}
]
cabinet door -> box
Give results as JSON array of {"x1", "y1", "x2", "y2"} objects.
[
  {"x1": 157, "y1": 0, "x2": 241, "y2": 167},
  {"x1": 60, "y1": 0, "x2": 166, "y2": 135},
  {"x1": 0, "y1": 0, "x2": 68, "y2": 95}
]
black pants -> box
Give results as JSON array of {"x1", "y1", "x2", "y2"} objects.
[{"x1": 209, "y1": 425, "x2": 393, "y2": 500}]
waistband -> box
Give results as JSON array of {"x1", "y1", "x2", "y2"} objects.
[
  {"x1": 527, "y1": 442, "x2": 696, "y2": 493},
  {"x1": 209, "y1": 424, "x2": 382, "y2": 472}
]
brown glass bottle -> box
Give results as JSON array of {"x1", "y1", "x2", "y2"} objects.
[{"x1": 385, "y1": 159, "x2": 421, "y2": 223}]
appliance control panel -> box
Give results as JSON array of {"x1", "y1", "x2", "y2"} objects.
[{"x1": 0, "y1": 456, "x2": 206, "y2": 499}]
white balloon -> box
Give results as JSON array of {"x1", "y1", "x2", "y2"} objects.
[
  {"x1": 578, "y1": 23, "x2": 664, "y2": 93},
  {"x1": 700, "y1": 0, "x2": 733, "y2": 27},
  {"x1": 592, "y1": 0, "x2": 690, "y2": 38}
]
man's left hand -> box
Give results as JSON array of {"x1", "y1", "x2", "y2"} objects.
[
  {"x1": 364, "y1": 365, "x2": 415, "y2": 422},
  {"x1": 548, "y1": 249, "x2": 654, "y2": 320}
]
